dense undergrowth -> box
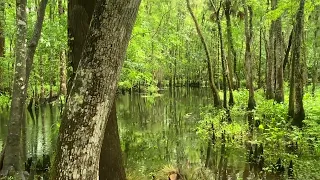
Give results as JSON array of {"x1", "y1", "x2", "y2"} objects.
[{"x1": 195, "y1": 87, "x2": 320, "y2": 179}]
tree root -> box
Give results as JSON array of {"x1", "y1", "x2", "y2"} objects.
[
  {"x1": 0, "y1": 145, "x2": 28, "y2": 180},
  {"x1": 0, "y1": 167, "x2": 27, "y2": 180}
]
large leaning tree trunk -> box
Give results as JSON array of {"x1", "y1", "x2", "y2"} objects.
[
  {"x1": 186, "y1": 0, "x2": 222, "y2": 108},
  {"x1": 0, "y1": 0, "x2": 27, "y2": 177},
  {"x1": 67, "y1": 0, "x2": 95, "y2": 94},
  {"x1": 0, "y1": 0, "x2": 48, "y2": 177},
  {"x1": 51, "y1": 0, "x2": 141, "y2": 179},
  {"x1": 242, "y1": 0, "x2": 255, "y2": 110},
  {"x1": 288, "y1": 0, "x2": 305, "y2": 128},
  {"x1": 272, "y1": 0, "x2": 284, "y2": 103},
  {"x1": 68, "y1": 0, "x2": 126, "y2": 179}
]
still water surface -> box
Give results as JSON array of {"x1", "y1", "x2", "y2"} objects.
[{"x1": 0, "y1": 88, "x2": 305, "y2": 179}]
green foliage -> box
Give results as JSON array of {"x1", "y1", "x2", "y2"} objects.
[
  {"x1": 0, "y1": 94, "x2": 10, "y2": 107},
  {"x1": 196, "y1": 88, "x2": 320, "y2": 178}
]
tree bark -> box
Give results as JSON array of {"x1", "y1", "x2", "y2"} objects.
[
  {"x1": 258, "y1": 26, "x2": 263, "y2": 88},
  {"x1": 58, "y1": 0, "x2": 67, "y2": 97},
  {"x1": 288, "y1": 0, "x2": 305, "y2": 127},
  {"x1": 312, "y1": 8, "x2": 320, "y2": 96},
  {"x1": 6, "y1": 3, "x2": 48, "y2": 171},
  {"x1": 272, "y1": 0, "x2": 284, "y2": 103},
  {"x1": 283, "y1": 29, "x2": 293, "y2": 73},
  {"x1": 39, "y1": 54, "x2": 45, "y2": 104},
  {"x1": 67, "y1": 0, "x2": 96, "y2": 94},
  {"x1": 243, "y1": 1, "x2": 255, "y2": 110},
  {"x1": 59, "y1": 51, "x2": 67, "y2": 96},
  {"x1": 68, "y1": 0, "x2": 127, "y2": 179},
  {"x1": 99, "y1": 101, "x2": 126, "y2": 180},
  {"x1": 217, "y1": 13, "x2": 234, "y2": 108},
  {"x1": 0, "y1": 0, "x2": 27, "y2": 177},
  {"x1": 224, "y1": 0, "x2": 239, "y2": 90},
  {"x1": 186, "y1": 0, "x2": 222, "y2": 108},
  {"x1": 25, "y1": 0, "x2": 48, "y2": 83},
  {"x1": 266, "y1": 21, "x2": 275, "y2": 99},
  {"x1": 51, "y1": 0, "x2": 141, "y2": 179}
]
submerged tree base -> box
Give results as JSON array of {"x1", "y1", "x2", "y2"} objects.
[{"x1": 0, "y1": 168, "x2": 28, "y2": 180}]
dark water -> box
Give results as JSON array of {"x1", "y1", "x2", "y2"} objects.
[
  {"x1": 117, "y1": 88, "x2": 212, "y2": 177},
  {"x1": 0, "y1": 88, "x2": 300, "y2": 179}
]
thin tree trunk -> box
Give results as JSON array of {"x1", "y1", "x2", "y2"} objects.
[
  {"x1": 0, "y1": 0, "x2": 27, "y2": 177},
  {"x1": 25, "y1": 0, "x2": 49, "y2": 85},
  {"x1": 39, "y1": 55, "x2": 45, "y2": 104},
  {"x1": 243, "y1": 1, "x2": 255, "y2": 110},
  {"x1": 288, "y1": 0, "x2": 305, "y2": 127},
  {"x1": 266, "y1": 21, "x2": 275, "y2": 99},
  {"x1": 59, "y1": 51, "x2": 67, "y2": 96},
  {"x1": 273, "y1": 0, "x2": 284, "y2": 103},
  {"x1": 186, "y1": 0, "x2": 222, "y2": 108},
  {"x1": 224, "y1": 0, "x2": 239, "y2": 90},
  {"x1": 217, "y1": 17, "x2": 228, "y2": 109},
  {"x1": 283, "y1": 29, "x2": 293, "y2": 72},
  {"x1": 51, "y1": 0, "x2": 141, "y2": 179},
  {"x1": 217, "y1": 14, "x2": 234, "y2": 107},
  {"x1": 58, "y1": 0, "x2": 67, "y2": 97},
  {"x1": 312, "y1": 8, "x2": 319, "y2": 96},
  {"x1": 258, "y1": 26, "x2": 263, "y2": 88}
]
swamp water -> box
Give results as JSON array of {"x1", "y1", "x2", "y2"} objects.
[{"x1": 0, "y1": 88, "x2": 315, "y2": 179}]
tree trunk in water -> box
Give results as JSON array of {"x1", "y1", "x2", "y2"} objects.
[
  {"x1": 68, "y1": 0, "x2": 127, "y2": 178},
  {"x1": 40, "y1": 55, "x2": 45, "y2": 104},
  {"x1": 224, "y1": 0, "x2": 239, "y2": 90},
  {"x1": 0, "y1": 0, "x2": 27, "y2": 177},
  {"x1": 272, "y1": 0, "x2": 284, "y2": 103},
  {"x1": 288, "y1": 0, "x2": 305, "y2": 127},
  {"x1": 217, "y1": 14, "x2": 234, "y2": 108},
  {"x1": 99, "y1": 101, "x2": 126, "y2": 180},
  {"x1": 243, "y1": 1, "x2": 255, "y2": 110},
  {"x1": 186, "y1": 0, "x2": 221, "y2": 108},
  {"x1": 51, "y1": 0, "x2": 141, "y2": 179}
]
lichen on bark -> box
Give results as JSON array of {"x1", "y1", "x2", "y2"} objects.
[{"x1": 51, "y1": 0, "x2": 141, "y2": 179}]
